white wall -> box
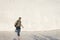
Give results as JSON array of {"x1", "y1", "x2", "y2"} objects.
[{"x1": 0, "y1": 0, "x2": 60, "y2": 31}]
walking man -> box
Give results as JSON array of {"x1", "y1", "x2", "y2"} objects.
[{"x1": 14, "y1": 17, "x2": 24, "y2": 37}]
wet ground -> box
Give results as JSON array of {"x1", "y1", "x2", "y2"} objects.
[{"x1": 0, "y1": 31, "x2": 60, "y2": 40}]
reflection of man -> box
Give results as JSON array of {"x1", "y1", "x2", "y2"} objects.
[{"x1": 14, "y1": 17, "x2": 24, "y2": 37}]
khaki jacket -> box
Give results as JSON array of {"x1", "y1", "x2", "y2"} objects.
[{"x1": 15, "y1": 20, "x2": 21, "y2": 27}]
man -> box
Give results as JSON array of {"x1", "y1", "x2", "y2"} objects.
[{"x1": 14, "y1": 17, "x2": 24, "y2": 37}]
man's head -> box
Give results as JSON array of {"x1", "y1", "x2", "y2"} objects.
[{"x1": 19, "y1": 17, "x2": 21, "y2": 20}]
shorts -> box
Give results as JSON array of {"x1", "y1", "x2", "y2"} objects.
[{"x1": 15, "y1": 27, "x2": 21, "y2": 36}]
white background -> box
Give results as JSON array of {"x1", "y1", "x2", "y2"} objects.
[{"x1": 0, "y1": 0, "x2": 60, "y2": 31}]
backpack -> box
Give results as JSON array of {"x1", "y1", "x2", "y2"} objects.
[{"x1": 15, "y1": 22, "x2": 18, "y2": 27}]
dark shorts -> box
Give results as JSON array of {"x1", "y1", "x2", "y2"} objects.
[
  {"x1": 16, "y1": 27, "x2": 21, "y2": 36},
  {"x1": 16, "y1": 27, "x2": 21, "y2": 30}
]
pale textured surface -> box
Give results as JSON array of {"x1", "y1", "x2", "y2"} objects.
[
  {"x1": 0, "y1": 30, "x2": 60, "y2": 40},
  {"x1": 0, "y1": 0, "x2": 60, "y2": 31}
]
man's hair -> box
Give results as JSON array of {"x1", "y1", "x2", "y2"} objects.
[{"x1": 19, "y1": 17, "x2": 21, "y2": 19}]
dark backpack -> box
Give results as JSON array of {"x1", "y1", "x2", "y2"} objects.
[{"x1": 15, "y1": 22, "x2": 18, "y2": 27}]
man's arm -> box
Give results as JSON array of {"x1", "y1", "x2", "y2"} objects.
[
  {"x1": 21, "y1": 24, "x2": 24, "y2": 28},
  {"x1": 14, "y1": 20, "x2": 18, "y2": 27},
  {"x1": 14, "y1": 21, "x2": 17, "y2": 27}
]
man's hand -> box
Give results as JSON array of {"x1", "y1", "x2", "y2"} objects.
[
  {"x1": 22, "y1": 26, "x2": 24, "y2": 28},
  {"x1": 21, "y1": 24, "x2": 24, "y2": 28}
]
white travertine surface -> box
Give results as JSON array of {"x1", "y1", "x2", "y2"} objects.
[{"x1": 0, "y1": 30, "x2": 60, "y2": 40}]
